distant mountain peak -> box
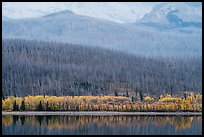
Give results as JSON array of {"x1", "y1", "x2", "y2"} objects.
[
  {"x1": 138, "y1": 2, "x2": 202, "y2": 29},
  {"x1": 43, "y1": 10, "x2": 74, "y2": 18}
]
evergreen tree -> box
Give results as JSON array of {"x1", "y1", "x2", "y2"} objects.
[
  {"x1": 66, "y1": 102, "x2": 68, "y2": 111},
  {"x1": 46, "y1": 101, "x2": 50, "y2": 111},
  {"x1": 20, "y1": 100, "x2": 25, "y2": 111},
  {"x1": 184, "y1": 92, "x2": 187, "y2": 100},
  {"x1": 2, "y1": 92, "x2": 5, "y2": 100},
  {"x1": 126, "y1": 90, "x2": 129, "y2": 98},
  {"x1": 76, "y1": 105, "x2": 79, "y2": 111},
  {"x1": 131, "y1": 96, "x2": 134, "y2": 102},
  {"x1": 135, "y1": 88, "x2": 137, "y2": 100},
  {"x1": 140, "y1": 90, "x2": 143, "y2": 102},
  {"x1": 13, "y1": 100, "x2": 17, "y2": 111},
  {"x1": 37, "y1": 101, "x2": 43, "y2": 111},
  {"x1": 59, "y1": 102, "x2": 61, "y2": 111},
  {"x1": 17, "y1": 104, "x2": 20, "y2": 111},
  {"x1": 115, "y1": 90, "x2": 118, "y2": 96}
]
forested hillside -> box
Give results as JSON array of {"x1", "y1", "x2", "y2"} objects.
[{"x1": 2, "y1": 39, "x2": 201, "y2": 97}]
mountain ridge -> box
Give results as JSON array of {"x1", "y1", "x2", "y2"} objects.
[
  {"x1": 2, "y1": 38, "x2": 201, "y2": 96},
  {"x1": 3, "y1": 9, "x2": 202, "y2": 58},
  {"x1": 2, "y1": 2, "x2": 154, "y2": 23}
]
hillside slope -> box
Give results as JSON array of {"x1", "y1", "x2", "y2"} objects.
[{"x1": 2, "y1": 39, "x2": 201, "y2": 97}]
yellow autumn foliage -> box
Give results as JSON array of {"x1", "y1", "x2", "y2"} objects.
[{"x1": 2, "y1": 93, "x2": 202, "y2": 112}]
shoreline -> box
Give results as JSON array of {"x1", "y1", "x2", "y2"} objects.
[{"x1": 2, "y1": 111, "x2": 202, "y2": 116}]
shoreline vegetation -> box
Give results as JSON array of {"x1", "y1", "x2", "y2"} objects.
[
  {"x1": 2, "y1": 94, "x2": 202, "y2": 112},
  {"x1": 2, "y1": 111, "x2": 202, "y2": 116}
]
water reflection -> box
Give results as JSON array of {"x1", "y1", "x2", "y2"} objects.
[{"x1": 2, "y1": 115, "x2": 202, "y2": 135}]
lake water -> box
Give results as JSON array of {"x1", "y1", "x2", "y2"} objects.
[{"x1": 2, "y1": 115, "x2": 202, "y2": 135}]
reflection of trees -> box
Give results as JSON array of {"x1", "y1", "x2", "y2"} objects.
[
  {"x1": 164, "y1": 116, "x2": 192, "y2": 130},
  {"x1": 2, "y1": 115, "x2": 13, "y2": 127},
  {"x1": 13, "y1": 115, "x2": 19, "y2": 126},
  {"x1": 20, "y1": 116, "x2": 25, "y2": 126},
  {"x1": 36, "y1": 115, "x2": 44, "y2": 126},
  {"x1": 2, "y1": 115, "x2": 201, "y2": 131}
]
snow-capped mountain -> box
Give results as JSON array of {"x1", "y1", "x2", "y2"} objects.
[
  {"x1": 137, "y1": 2, "x2": 202, "y2": 29},
  {"x1": 2, "y1": 2, "x2": 202, "y2": 57},
  {"x1": 2, "y1": 2, "x2": 154, "y2": 23},
  {"x1": 3, "y1": 10, "x2": 202, "y2": 58}
]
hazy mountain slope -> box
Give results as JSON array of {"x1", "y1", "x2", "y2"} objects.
[
  {"x1": 2, "y1": 39, "x2": 201, "y2": 97},
  {"x1": 2, "y1": 2, "x2": 153, "y2": 23},
  {"x1": 2, "y1": 10, "x2": 202, "y2": 58},
  {"x1": 3, "y1": 2, "x2": 201, "y2": 25}
]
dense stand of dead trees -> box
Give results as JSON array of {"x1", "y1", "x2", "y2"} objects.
[{"x1": 2, "y1": 39, "x2": 202, "y2": 97}]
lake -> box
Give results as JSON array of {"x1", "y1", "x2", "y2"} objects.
[{"x1": 2, "y1": 115, "x2": 202, "y2": 135}]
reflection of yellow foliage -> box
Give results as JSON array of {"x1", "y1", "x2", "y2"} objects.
[
  {"x1": 2, "y1": 115, "x2": 13, "y2": 127},
  {"x1": 175, "y1": 117, "x2": 192, "y2": 130},
  {"x1": 175, "y1": 121, "x2": 182, "y2": 130},
  {"x1": 2, "y1": 115, "x2": 201, "y2": 131}
]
